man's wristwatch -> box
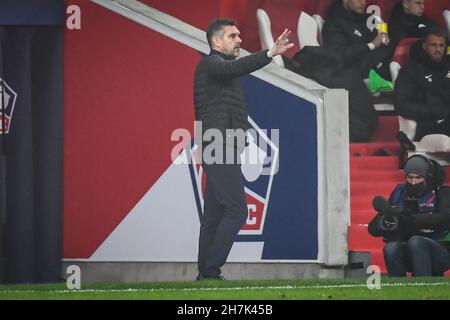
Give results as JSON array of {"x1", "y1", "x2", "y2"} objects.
[{"x1": 367, "y1": 42, "x2": 376, "y2": 50}]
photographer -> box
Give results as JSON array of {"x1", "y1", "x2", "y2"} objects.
[{"x1": 368, "y1": 155, "x2": 450, "y2": 277}]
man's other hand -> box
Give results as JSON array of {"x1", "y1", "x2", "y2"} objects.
[{"x1": 372, "y1": 32, "x2": 389, "y2": 49}]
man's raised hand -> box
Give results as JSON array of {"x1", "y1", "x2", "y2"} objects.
[{"x1": 269, "y1": 28, "x2": 295, "y2": 57}]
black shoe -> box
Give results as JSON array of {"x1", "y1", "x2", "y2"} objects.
[
  {"x1": 196, "y1": 273, "x2": 204, "y2": 281},
  {"x1": 196, "y1": 273, "x2": 225, "y2": 281},
  {"x1": 396, "y1": 131, "x2": 416, "y2": 151}
]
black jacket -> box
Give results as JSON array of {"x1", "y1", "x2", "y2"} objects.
[
  {"x1": 368, "y1": 186, "x2": 450, "y2": 249},
  {"x1": 193, "y1": 49, "x2": 272, "y2": 144},
  {"x1": 322, "y1": 0, "x2": 394, "y2": 79},
  {"x1": 389, "y1": 2, "x2": 438, "y2": 45},
  {"x1": 323, "y1": 1, "x2": 376, "y2": 63},
  {"x1": 394, "y1": 40, "x2": 450, "y2": 138}
]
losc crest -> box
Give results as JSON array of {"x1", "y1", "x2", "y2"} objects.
[
  {"x1": 0, "y1": 78, "x2": 18, "y2": 135},
  {"x1": 189, "y1": 117, "x2": 279, "y2": 236}
]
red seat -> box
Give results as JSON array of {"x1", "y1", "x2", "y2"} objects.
[
  {"x1": 424, "y1": 0, "x2": 448, "y2": 29},
  {"x1": 219, "y1": 0, "x2": 264, "y2": 53},
  {"x1": 258, "y1": 0, "x2": 305, "y2": 58},
  {"x1": 302, "y1": 0, "x2": 333, "y2": 18},
  {"x1": 392, "y1": 37, "x2": 419, "y2": 65},
  {"x1": 445, "y1": 166, "x2": 450, "y2": 185}
]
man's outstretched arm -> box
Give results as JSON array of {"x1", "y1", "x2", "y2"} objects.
[{"x1": 207, "y1": 29, "x2": 294, "y2": 80}]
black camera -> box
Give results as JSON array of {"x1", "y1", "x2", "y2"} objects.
[{"x1": 372, "y1": 196, "x2": 418, "y2": 233}]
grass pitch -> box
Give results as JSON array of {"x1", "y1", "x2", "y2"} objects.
[{"x1": 0, "y1": 277, "x2": 449, "y2": 300}]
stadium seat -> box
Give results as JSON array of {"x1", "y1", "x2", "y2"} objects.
[
  {"x1": 444, "y1": 10, "x2": 450, "y2": 37},
  {"x1": 413, "y1": 135, "x2": 450, "y2": 153},
  {"x1": 312, "y1": 14, "x2": 325, "y2": 45},
  {"x1": 256, "y1": 8, "x2": 285, "y2": 67},
  {"x1": 302, "y1": 0, "x2": 333, "y2": 19},
  {"x1": 407, "y1": 136, "x2": 450, "y2": 167},
  {"x1": 257, "y1": 0, "x2": 303, "y2": 59},
  {"x1": 424, "y1": 0, "x2": 448, "y2": 29},
  {"x1": 298, "y1": 11, "x2": 320, "y2": 49}
]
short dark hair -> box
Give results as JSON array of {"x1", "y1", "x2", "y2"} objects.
[
  {"x1": 423, "y1": 27, "x2": 448, "y2": 42},
  {"x1": 206, "y1": 18, "x2": 236, "y2": 48}
]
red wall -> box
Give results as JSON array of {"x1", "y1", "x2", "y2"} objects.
[
  {"x1": 63, "y1": 0, "x2": 200, "y2": 257},
  {"x1": 141, "y1": 0, "x2": 221, "y2": 31}
]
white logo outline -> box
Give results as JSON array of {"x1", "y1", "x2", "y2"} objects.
[
  {"x1": 0, "y1": 78, "x2": 18, "y2": 135},
  {"x1": 189, "y1": 117, "x2": 279, "y2": 236}
]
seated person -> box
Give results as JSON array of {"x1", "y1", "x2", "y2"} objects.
[
  {"x1": 394, "y1": 28, "x2": 450, "y2": 141},
  {"x1": 389, "y1": 0, "x2": 439, "y2": 46},
  {"x1": 322, "y1": 0, "x2": 394, "y2": 81},
  {"x1": 368, "y1": 155, "x2": 450, "y2": 277},
  {"x1": 286, "y1": 46, "x2": 378, "y2": 142}
]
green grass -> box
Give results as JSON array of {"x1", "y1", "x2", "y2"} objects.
[{"x1": 0, "y1": 277, "x2": 449, "y2": 300}]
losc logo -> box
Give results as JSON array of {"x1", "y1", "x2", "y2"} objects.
[
  {"x1": 189, "y1": 117, "x2": 279, "y2": 236},
  {"x1": 0, "y1": 78, "x2": 18, "y2": 135}
]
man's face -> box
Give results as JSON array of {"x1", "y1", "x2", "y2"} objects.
[
  {"x1": 423, "y1": 34, "x2": 446, "y2": 63},
  {"x1": 403, "y1": 0, "x2": 425, "y2": 17},
  {"x1": 343, "y1": 0, "x2": 366, "y2": 14},
  {"x1": 213, "y1": 25, "x2": 242, "y2": 58}
]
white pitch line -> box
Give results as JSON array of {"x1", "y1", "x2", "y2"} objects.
[{"x1": 0, "y1": 281, "x2": 448, "y2": 294}]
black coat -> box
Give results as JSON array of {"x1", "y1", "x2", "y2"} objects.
[
  {"x1": 193, "y1": 49, "x2": 272, "y2": 146},
  {"x1": 389, "y1": 2, "x2": 439, "y2": 45},
  {"x1": 322, "y1": 0, "x2": 394, "y2": 79},
  {"x1": 394, "y1": 40, "x2": 450, "y2": 140},
  {"x1": 368, "y1": 186, "x2": 450, "y2": 249}
]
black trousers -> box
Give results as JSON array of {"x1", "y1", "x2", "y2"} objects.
[
  {"x1": 326, "y1": 69, "x2": 378, "y2": 143},
  {"x1": 197, "y1": 162, "x2": 247, "y2": 278},
  {"x1": 355, "y1": 45, "x2": 395, "y2": 81},
  {"x1": 384, "y1": 236, "x2": 450, "y2": 277},
  {"x1": 415, "y1": 118, "x2": 450, "y2": 141}
]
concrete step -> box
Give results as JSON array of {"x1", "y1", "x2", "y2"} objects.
[
  {"x1": 351, "y1": 170, "x2": 404, "y2": 183},
  {"x1": 350, "y1": 156, "x2": 399, "y2": 170},
  {"x1": 350, "y1": 182, "x2": 395, "y2": 197}
]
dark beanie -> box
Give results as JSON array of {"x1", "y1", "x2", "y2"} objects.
[{"x1": 404, "y1": 156, "x2": 430, "y2": 178}]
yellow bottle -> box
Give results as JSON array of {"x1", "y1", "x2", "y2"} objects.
[{"x1": 376, "y1": 22, "x2": 388, "y2": 35}]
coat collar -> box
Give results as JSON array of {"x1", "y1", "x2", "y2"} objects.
[{"x1": 209, "y1": 48, "x2": 236, "y2": 60}]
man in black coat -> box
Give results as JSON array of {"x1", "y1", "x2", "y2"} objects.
[
  {"x1": 322, "y1": 0, "x2": 394, "y2": 80},
  {"x1": 316, "y1": 0, "x2": 395, "y2": 142},
  {"x1": 193, "y1": 18, "x2": 293, "y2": 280},
  {"x1": 389, "y1": 0, "x2": 439, "y2": 46},
  {"x1": 394, "y1": 28, "x2": 450, "y2": 141}
]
